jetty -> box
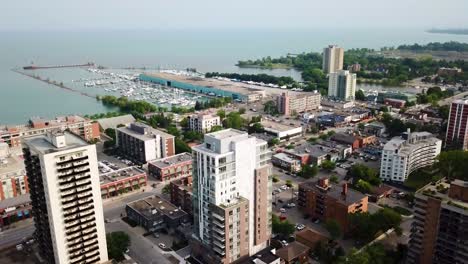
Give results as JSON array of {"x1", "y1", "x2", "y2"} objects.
[{"x1": 23, "y1": 62, "x2": 95, "y2": 70}]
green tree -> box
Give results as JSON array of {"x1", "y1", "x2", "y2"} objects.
[
  {"x1": 272, "y1": 214, "x2": 295, "y2": 238},
  {"x1": 167, "y1": 125, "x2": 181, "y2": 137},
  {"x1": 210, "y1": 125, "x2": 224, "y2": 132},
  {"x1": 104, "y1": 128, "x2": 116, "y2": 140},
  {"x1": 330, "y1": 175, "x2": 339, "y2": 183},
  {"x1": 272, "y1": 175, "x2": 279, "y2": 183},
  {"x1": 223, "y1": 112, "x2": 245, "y2": 129},
  {"x1": 300, "y1": 164, "x2": 318, "y2": 179},
  {"x1": 435, "y1": 150, "x2": 468, "y2": 181},
  {"x1": 349, "y1": 164, "x2": 381, "y2": 186},
  {"x1": 162, "y1": 184, "x2": 171, "y2": 194},
  {"x1": 248, "y1": 122, "x2": 264, "y2": 134},
  {"x1": 217, "y1": 109, "x2": 226, "y2": 120},
  {"x1": 321, "y1": 160, "x2": 336, "y2": 171},
  {"x1": 355, "y1": 179, "x2": 372, "y2": 193},
  {"x1": 268, "y1": 138, "x2": 280, "y2": 147},
  {"x1": 107, "y1": 232, "x2": 131, "y2": 262},
  {"x1": 325, "y1": 219, "x2": 342, "y2": 240},
  {"x1": 355, "y1": 89, "x2": 366, "y2": 101},
  {"x1": 264, "y1": 100, "x2": 279, "y2": 115},
  {"x1": 285, "y1": 180, "x2": 293, "y2": 188},
  {"x1": 175, "y1": 138, "x2": 191, "y2": 154},
  {"x1": 238, "y1": 108, "x2": 246, "y2": 114}
]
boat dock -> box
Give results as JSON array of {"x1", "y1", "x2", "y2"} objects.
[{"x1": 23, "y1": 62, "x2": 95, "y2": 70}]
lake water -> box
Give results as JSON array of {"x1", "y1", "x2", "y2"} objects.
[{"x1": 2, "y1": 28, "x2": 468, "y2": 124}]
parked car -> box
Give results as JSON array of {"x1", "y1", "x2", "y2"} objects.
[
  {"x1": 158, "y1": 243, "x2": 166, "y2": 249},
  {"x1": 281, "y1": 240, "x2": 289, "y2": 247},
  {"x1": 280, "y1": 208, "x2": 286, "y2": 213},
  {"x1": 287, "y1": 203, "x2": 296, "y2": 208}
]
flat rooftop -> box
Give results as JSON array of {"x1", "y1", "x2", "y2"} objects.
[
  {"x1": 0, "y1": 155, "x2": 25, "y2": 176},
  {"x1": 117, "y1": 122, "x2": 173, "y2": 141},
  {"x1": 100, "y1": 166, "x2": 146, "y2": 185},
  {"x1": 145, "y1": 72, "x2": 301, "y2": 96},
  {"x1": 128, "y1": 195, "x2": 187, "y2": 219},
  {"x1": 24, "y1": 132, "x2": 89, "y2": 155},
  {"x1": 261, "y1": 120, "x2": 301, "y2": 132},
  {"x1": 172, "y1": 178, "x2": 193, "y2": 194},
  {"x1": 148, "y1": 152, "x2": 192, "y2": 169},
  {"x1": 301, "y1": 181, "x2": 367, "y2": 206},
  {"x1": 418, "y1": 180, "x2": 468, "y2": 211},
  {"x1": 207, "y1": 128, "x2": 246, "y2": 140},
  {"x1": 273, "y1": 152, "x2": 299, "y2": 163}
]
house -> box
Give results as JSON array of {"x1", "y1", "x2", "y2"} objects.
[
  {"x1": 295, "y1": 228, "x2": 329, "y2": 251},
  {"x1": 275, "y1": 241, "x2": 309, "y2": 264}
]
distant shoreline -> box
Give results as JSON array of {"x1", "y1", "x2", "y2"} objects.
[{"x1": 427, "y1": 29, "x2": 468, "y2": 36}]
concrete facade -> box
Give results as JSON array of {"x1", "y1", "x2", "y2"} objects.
[
  {"x1": 328, "y1": 70, "x2": 357, "y2": 101},
  {"x1": 148, "y1": 152, "x2": 192, "y2": 181},
  {"x1": 445, "y1": 99, "x2": 468, "y2": 150},
  {"x1": 189, "y1": 113, "x2": 221, "y2": 133},
  {"x1": 322, "y1": 45, "x2": 344, "y2": 74},
  {"x1": 277, "y1": 92, "x2": 321, "y2": 116}
]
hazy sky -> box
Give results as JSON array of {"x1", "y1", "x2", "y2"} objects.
[{"x1": 2, "y1": 0, "x2": 467, "y2": 31}]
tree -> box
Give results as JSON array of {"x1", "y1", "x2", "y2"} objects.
[
  {"x1": 104, "y1": 128, "x2": 116, "y2": 140},
  {"x1": 107, "y1": 231, "x2": 131, "y2": 261},
  {"x1": 264, "y1": 100, "x2": 279, "y2": 115},
  {"x1": 248, "y1": 122, "x2": 264, "y2": 134},
  {"x1": 358, "y1": 123, "x2": 365, "y2": 130},
  {"x1": 435, "y1": 150, "x2": 468, "y2": 181},
  {"x1": 210, "y1": 125, "x2": 224, "y2": 132},
  {"x1": 300, "y1": 164, "x2": 318, "y2": 179},
  {"x1": 162, "y1": 184, "x2": 171, "y2": 194},
  {"x1": 330, "y1": 175, "x2": 339, "y2": 183},
  {"x1": 179, "y1": 117, "x2": 189, "y2": 129},
  {"x1": 272, "y1": 175, "x2": 279, "y2": 183},
  {"x1": 217, "y1": 109, "x2": 226, "y2": 120},
  {"x1": 325, "y1": 219, "x2": 342, "y2": 240},
  {"x1": 349, "y1": 164, "x2": 381, "y2": 186},
  {"x1": 167, "y1": 125, "x2": 181, "y2": 137},
  {"x1": 286, "y1": 180, "x2": 293, "y2": 188},
  {"x1": 348, "y1": 208, "x2": 402, "y2": 244},
  {"x1": 272, "y1": 214, "x2": 295, "y2": 238},
  {"x1": 355, "y1": 179, "x2": 372, "y2": 193},
  {"x1": 223, "y1": 112, "x2": 245, "y2": 129},
  {"x1": 355, "y1": 89, "x2": 366, "y2": 101},
  {"x1": 321, "y1": 160, "x2": 336, "y2": 171},
  {"x1": 268, "y1": 138, "x2": 280, "y2": 147},
  {"x1": 175, "y1": 138, "x2": 191, "y2": 154},
  {"x1": 238, "y1": 108, "x2": 246, "y2": 114}
]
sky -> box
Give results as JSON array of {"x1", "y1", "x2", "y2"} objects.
[{"x1": 1, "y1": 0, "x2": 468, "y2": 31}]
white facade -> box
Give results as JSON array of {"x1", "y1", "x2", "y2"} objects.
[
  {"x1": 323, "y1": 45, "x2": 344, "y2": 74},
  {"x1": 380, "y1": 131, "x2": 442, "y2": 182},
  {"x1": 189, "y1": 114, "x2": 221, "y2": 133},
  {"x1": 23, "y1": 132, "x2": 108, "y2": 264},
  {"x1": 328, "y1": 70, "x2": 357, "y2": 101},
  {"x1": 192, "y1": 129, "x2": 272, "y2": 260}
]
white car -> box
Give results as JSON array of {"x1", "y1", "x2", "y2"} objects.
[
  {"x1": 280, "y1": 185, "x2": 288, "y2": 190},
  {"x1": 280, "y1": 208, "x2": 286, "y2": 213},
  {"x1": 158, "y1": 243, "x2": 166, "y2": 249}
]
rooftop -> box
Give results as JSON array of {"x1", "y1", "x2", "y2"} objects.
[
  {"x1": 261, "y1": 120, "x2": 301, "y2": 132},
  {"x1": 207, "y1": 128, "x2": 246, "y2": 140},
  {"x1": 300, "y1": 180, "x2": 367, "y2": 206},
  {"x1": 100, "y1": 166, "x2": 146, "y2": 185},
  {"x1": 171, "y1": 177, "x2": 193, "y2": 194},
  {"x1": 275, "y1": 241, "x2": 309, "y2": 262},
  {"x1": 0, "y1": 155, "x2": 25, "y2": 177},
  {"x1": 148, "y1": 152, "x2": 192, "y2": 169},
  {"x1": 145, "y1": 72, "x2": 289, "y2": 96},
  {"x1": 23, "y1": 131, "x2": 89, "y2": 155},
  {"x1": 1, "y1": 115, "x2": 91, "y2": 133},
  {"x1": 418, "y1": 180, "x2": 468, "y2": 211},
  {"x1": 117, "y1": 122, "x2": 173, "y2": 141},
  {"x1": 97, "y1": 114, "x2": 136, "y2": 130},
  {"x1": 273, "y1": 153, "x2": 299, "y2": 164},
  {"x1": 291, "y1": 142, "x2": 329, "y2": 157},
  {"x1": 384, "y1": 131, "x2": 441, "y2": 154},
  {"x1": 127, "y1": 195, "x2": 187, "y2": 219}
]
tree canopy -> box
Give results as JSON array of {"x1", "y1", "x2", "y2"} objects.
[{"x1": 106, "y1": 231, "x2": 131, "y2": 262}]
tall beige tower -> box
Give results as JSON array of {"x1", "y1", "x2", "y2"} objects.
[
  {"x1": 23, "y1": 131, "x2": 108, "y2": 264},
  {"x1": 323, "y1": 45, "x2": 344, "y2": 74}
]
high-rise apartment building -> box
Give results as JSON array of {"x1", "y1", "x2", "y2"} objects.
[
  {"x1": 322, "y1": 45, "x2": 344, "y2": 74},
  {"x1": 189, "y1": 113, "x2": 221, "y2": 133},
  {"x1": 191, "y1": 129, "x2": 272, "y2": 264},
  {"x1": 408, "y1": 179, "x2": 468, "y2": 264},
  {"x1": 23, "y1": 131, "x2": 108, "y2": 264},
  {"x1": 380, "y1": 131, "x2": 442, "y2": 183},
  {"x1": 277, "y1": 92, "x2": 321, "y2": 116},
  {"x1": 445, "y1": 99, "x2": 468, "y2": 150},
  {"x1": 116, "y1": 122, "x2": 175, "y2": 163},
  {"x1": 328, "y1": 70, "x2": 357, "y2": 101}
]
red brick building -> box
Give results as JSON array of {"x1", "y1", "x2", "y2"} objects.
[
  {"x1": 170, "y1": 176, "x2": 193, "y2": 216},
  {"x1": 298, "y1": 178, "x2": 368, "y2": 233},
  {"x1": 100, "y1": 167, "x2": 147, "y2": 199},
  {"x1": 148, "y1": 152, "x2": 192, "y2": 181}
]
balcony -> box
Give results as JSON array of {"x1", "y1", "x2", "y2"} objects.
[
  {"x1": 67, "y1": 228, "x2": 97, "y2": 242},
  {"x1": 213, "y1": 226, "x2": 225, "y2": 235},
  {"x1": 58, "y1": 168, "x2": 91, "y2": 179},
  {"x1": 213, "y1": 245, "x2": 226, "y2": 256},
  {"x1": 65, "y1": 217, "x2": 96, "y2": 231},
  {"x1": 57, "y1": 161, "x2": 90, "y2": 173},
  {"x1": 56, "y1": 156, "x2": 88, "y2": 166},
  {"x1": 213, "y1": 239, "x2": 225, "y2": 249},
  {"x1": 63, "y1": 204, "x2": 94, "y2": 218},
  {"x1": 68, "y1": 234, "x2": 98, "y2": 248}
]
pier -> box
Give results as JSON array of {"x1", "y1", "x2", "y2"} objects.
[
  {"x1": 23, "y1": 62, "x2": 95, "y2": 70},
  {"x1": 12, "y1": 69, "x2": 96, "y2": 99}
]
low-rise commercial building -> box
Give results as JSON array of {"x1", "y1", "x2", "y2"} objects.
[
  {"x1": 298, "y1": 178, "x2": 368, "y2": 233},
  {"x1": 271, "y1": 153, "x2": 301, "y2": 172},
  {"x1": 277, "y1": 92, "x2": 321, "y2": 116},
  {"x1": 96, "y1": 114, "x2": 136, "y2": 131},
  {"x1": 320, "y1": 100, "x2": 355, "y2": 109},
  {"x1": 330, "y1": 133, "x2": 360, "y2": 149},
  {"x1": 116, "y1": 122, "x2": 175, "y2": 163},
  {"x1": 384, "y1": 98, "x2": 406, "y2": 108},
  {"x1": 380, "y1": 130, "x2": 442, "y2": 182},
  {"x1": 148, "y1": 152, "x2": 192, "y2": 181},
  {"x1": 408, "y1": 179, "x2": 468, "y2": 264},
  {"x1": 437, "y1": 67, "x2": 462, "y2": 76},
  {"x1": 100, "y1": 167, "x2": 147, "y2": 199},
  {"x1": 364, "y1": 122, "x2": 386, "y2": 136},
  {"x1": 126, "y1": 195, "x2": 189, "y2": 232},
  {"x1": 169, "y1": 176, "x2": 193, "y2": 216},
  {"x1": 188, "y1": 113, "x2": 221, "y2": 133},
  {"x1": 0, "y1": 115, "x2": 100, "y2": 147},
  {"x1": 261, "y1": 120, "x2": 303, "y2": 141},
  {"x1": 377, "y1": 91, "x2": 417, "y2": 103}
]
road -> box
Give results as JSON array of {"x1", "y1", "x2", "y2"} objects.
[
  {"x1": 439, "y1": 90, "x2": 468, "y2": 105},
  {"x1": 0, "y1": 220, "x2": 35, "y2": 248}
]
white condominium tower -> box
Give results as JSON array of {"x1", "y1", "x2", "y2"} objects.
[
  {"x1": 191, "y1": 129, "x2": 272, "y2": 264},
  {"x1": 23, "y1": 131, "x2": 108, "y2": 264},
  {"x1": 380, "y1": 130, "x2": 442, "y2": 183},
  {"x1": 323, "y1": 45, "x2": 344, "y2": 74},
  {"x1": 328, "y1": 70, "x2": 357, "y2": 101}
]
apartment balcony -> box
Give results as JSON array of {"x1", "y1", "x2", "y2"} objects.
[
  {"x1": 67, "y1": 234, "x2": 98, "y2": 249},
  {"x1": 57, "y1": 161, "x2": 90, "y2": 173},
  {"x1": 212, "y1": 212, "x2": 225, "y2": 222},
  {"x1": 58, "y1": 168, "x2": 91, "y2": 179},
  {"x1": 65, "y1": 216, "x2": 96, "y2": 230},
  {"x1": 213, "y1": 239, "x2": 225, "y2": 249},
  {"x1": 213, "y1": 245, "x2": 226, "y2": 256},
  {"x1": 62, "y1": 194, "x2": 93, "y2": 207},
  {"x1": 65, "y1": 222, "x2": 97, "y2": 238},
  {"x1": 213, "y1": 225, "x2": 225, "y2": 235},
  {"x1": 60, "y1": 180, "x2": 92, "y2": 194},
  {"x1": 63, "y1": 204, "x2": 94, "y2": 218},
  {"x1": 67, "y1": 228, "x2": 97, "y2": 243},
  {"x1": 212, "y1": 232, "x2": 225, "y2": 242},
  {"x1": 56, "y1": 156, "x2": 89, "y2": 166},
  {"x1": 68, "y1": 242, "x2": 99, "y2": 256},
  {"x1": 212, "y1": 220, "x2": 225, "y2": 229}
]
